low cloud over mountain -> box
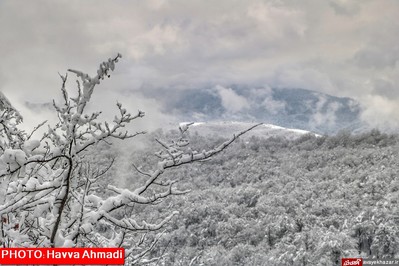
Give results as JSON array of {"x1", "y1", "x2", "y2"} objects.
[{"x1": 152, "y1": 86, "x2": 363, "y2": 134}]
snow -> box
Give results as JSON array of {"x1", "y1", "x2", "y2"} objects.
[
  {"x1": 180, "y1": 122, "x2": 205, "y2": 128},
  {"x1": 23, "y1": 139, "x2": 40, "y2": 154},
  {"x1": 33, "y1": 203, "x2": 50, "y2": 217},
  {"x1": 80, "y1": 223, "x2": 93, "y2": 234},
  {"x1": 1, "y1": 149, "x2": 27, "y2": 166},
  {"x1": 177, "y1": 121, "x2": 319, "y2": 140},
  {"x1": 25, "y1": 177, "x2": 39, "y2": 190},
  {"x1": 86, "y1": 194, "x2": 102, "y2": 207}
]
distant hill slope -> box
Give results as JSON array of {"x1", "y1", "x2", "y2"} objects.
[
  {"x1": 104, "y1": 127, "x2": 399, "y2": 265},
  {"x1": 179, "y1": 121, "x2": 316, "y2": 140},
  {"x1": 158, "y1": 86, "x2": 363, "y2": 134}
]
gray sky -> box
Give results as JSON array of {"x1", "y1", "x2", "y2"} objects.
[{"x1": 1, "y1": 0, "x2": 398, "y2": 131}]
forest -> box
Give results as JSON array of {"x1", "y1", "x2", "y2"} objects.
[
  {"x1": 1, "y1": 56, "x2": 398, "y2": 266},
  {"x1": 108, "y1": 128, "x2": 399, "y2": 265}
]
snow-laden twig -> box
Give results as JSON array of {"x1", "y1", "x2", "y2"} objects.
[{"x1": 0, "y1": 54, "x2": 260, "y2": 262}]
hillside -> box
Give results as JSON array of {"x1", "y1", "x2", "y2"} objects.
[
  {"x1": 152, "y1": 87, "x2": 363, "y2": 134},
  {"x1": 178, "y1": 121, "x2": 315, "y2": 140},
  {"x1": 109, "y1": 128, "x2": 399, "y2": 265}
]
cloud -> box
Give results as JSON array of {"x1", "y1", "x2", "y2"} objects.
[
  {"x1": 361, "y1": 95, "x2": 399, "y2": 130},
  {"x1": 353, "y1": 46, "x2": 399, "y2": 69},
  {"x1": 253, "y1": 86, "x2": 286, "y2": 114},
  {"x1": 272, "y1": 67, "x2": 338, "y2": 95},
  {"x1": 262, "y1": 96, "x2": 286, "y2": 115},
  {"x1": 372, "y1": 78, "x2": 399, "y2": 100},
  {"x1": 309, "y1": 95, "x2": 342, "y2": 128},
  {"x1": 328, "y1": 0, "x2": 361, "y2": 16},
  {"x1": 215, "y1": 85, "x2": 249, "y2": 113},
  {"x1": 247, "y1": 2, "x2": 306, "y2": 40},
  {"x1": 0, "y1": 0, "x2": 399, "y2": 131},
  {"x1": 129, "y1": 24, "x2": 187, "y2": 60}
]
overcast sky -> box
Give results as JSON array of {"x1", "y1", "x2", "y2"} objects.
[{"x1": 1, "y1": 0, "x2": 398, "y2": 131}]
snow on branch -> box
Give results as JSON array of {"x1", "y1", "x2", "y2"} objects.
[
  {"x1": 135, "y1": 122, "x2": 262, "y2": 195},
  {"x1": 91, "y1": 123, "x2": 262, "y2": 227},
  {"x1": 0, "y1": 54, "x2": 260, "y2": 264},
  {"x1": 68, "y1": 53, "x2": 122, "y2": 105}
]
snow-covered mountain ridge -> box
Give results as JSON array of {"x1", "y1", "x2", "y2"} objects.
[
  {"x1": 178, "y1": 121, "x2": 317, "y2": 140},
  {"x1": 152, "y1": 87, "x2": 364, "y2": 134}
]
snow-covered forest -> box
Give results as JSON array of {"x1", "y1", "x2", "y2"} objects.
[
  {"x1": 2, "y1": 1, "x2": 399, "y2": 265},
  {"x1": 1, "y1": 56, "x2": 399, "y2": 265},
  {"x1": 106, "y1": 128, "x2": 399, "y2": 265},
  {"x1": 0, "y1": 56, "x2": 259, "y2": 264}
]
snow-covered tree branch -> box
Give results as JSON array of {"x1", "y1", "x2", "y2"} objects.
[{"x1": 0, "y1": 55, "x2": 259, "y2": 263}]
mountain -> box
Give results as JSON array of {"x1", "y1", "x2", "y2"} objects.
[
  {"x1": 179, "y1": 121, "x2": 316, "y2": 140},
  {"x1": 157, "y1": 86, "x2": 364, "y2": 134}
]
